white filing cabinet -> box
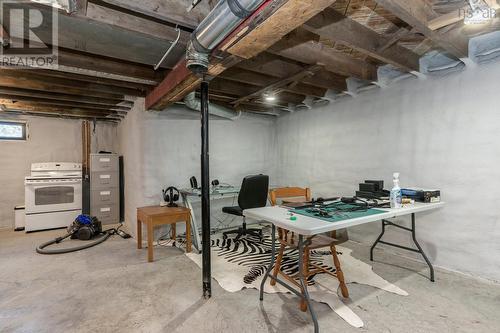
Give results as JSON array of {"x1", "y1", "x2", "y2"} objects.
[{"x1": 90, "y1": 154, "x2": 119, "y2": 225}]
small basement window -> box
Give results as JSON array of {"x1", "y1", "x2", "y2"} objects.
[{"x1": 0, "y1": 121, "x2": 27, "y2": 141}]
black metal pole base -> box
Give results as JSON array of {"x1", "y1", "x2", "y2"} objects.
[
  {"x1": 203, "y1": 282, "x2": 212, "y2": 299},
  {"x1": 370, "y1": 214, "x2": 435, "y2": 282}
]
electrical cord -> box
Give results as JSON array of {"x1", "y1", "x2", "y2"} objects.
[{"x1": 36, "y1": 224, "x2": 129, "y2": 255}]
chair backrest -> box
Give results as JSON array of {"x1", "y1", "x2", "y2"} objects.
[
  {"x1": 269, "y1": 187, "x2": 311, "y2": 206},
  {"x1": 238, "y1": 175, "x2": 269, "y2": 210}
]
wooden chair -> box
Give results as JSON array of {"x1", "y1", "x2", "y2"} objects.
[{"x1": 269, "y1": 187, "x2": 349, "y2": 312}]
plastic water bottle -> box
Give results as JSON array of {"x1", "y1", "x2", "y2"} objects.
[{"x1": 390, "y1": 172, "x2": 402, "y2": 209}]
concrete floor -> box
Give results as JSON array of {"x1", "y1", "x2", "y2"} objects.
[{"x1": 1, "y1": 229, "x2": 499, "y2": 333}]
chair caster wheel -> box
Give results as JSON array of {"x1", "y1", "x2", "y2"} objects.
[{"x1": 223, "y1": 234, "x2": 228, "y2": 240}]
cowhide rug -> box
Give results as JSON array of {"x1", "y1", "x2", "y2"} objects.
[{"x1": 172, "y1": 230, "x2": 407, "y2": 328}]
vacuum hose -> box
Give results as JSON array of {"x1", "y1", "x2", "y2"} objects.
[{"x1": 36, "y1": 231, "x2": 112, "y2": 255}]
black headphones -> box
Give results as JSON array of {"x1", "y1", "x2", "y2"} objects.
[{"x1": 162, "y1": 186, "x2": 180, "y2": 207}]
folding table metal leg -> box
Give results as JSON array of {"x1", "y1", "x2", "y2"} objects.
[
  {"x1": 297, "y1": 235, "x2": 319, "y2": 333},
  {"x1": 260, "y1": 224, "x2": 276, "y2": 301},
  {"x1": 370, "y1": 213, "x2": 435, "y2": 282},
  {"x1": 260, "y1": 227, "x2": 319, "y2": 333},
  {"x1": 181, "y1": 193, "x2": 202, "y2": 254}
]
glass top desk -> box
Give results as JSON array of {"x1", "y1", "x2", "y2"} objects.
[{"x1": 180, "y1": 186, "x2": 240, "y2": 253}]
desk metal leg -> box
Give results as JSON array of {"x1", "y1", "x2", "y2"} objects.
[
  {"x1": 260, "y1": 224, "x2": 276, "y2": 301},
  {"x1": 259, "y1": 226, "x2": 319, "y2": 333},
  {"x1": 370, "y1": 213, "x2": 435, "y2": 282},
  {"x1": 298, "y1": 235, "x2": 319, "y2": 333},
  {"x1": 182, "y1": 194, "x2": 202, "y2": 254}
]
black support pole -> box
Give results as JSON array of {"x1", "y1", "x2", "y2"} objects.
[{"x1": 200, "y1": 79, "x2": 212, "y2": 298}]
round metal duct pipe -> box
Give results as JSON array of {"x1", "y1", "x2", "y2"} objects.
[
  {"x1": 186, "y1": 0, "x2": 266, "y2": 74},
  {"x1": 183, "y1": 92, "x2": 241, "y2": 120}
]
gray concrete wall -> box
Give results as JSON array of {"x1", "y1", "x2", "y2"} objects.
[
  {"x1": 0, "y1": 116, "x2": 117, "y2": 229},
  {"x1": 117, "y1": 99, "x2": 277, "y2": 238},
  {"x1": 275, "y1": 61, "x2": 500, "y2": 282}
]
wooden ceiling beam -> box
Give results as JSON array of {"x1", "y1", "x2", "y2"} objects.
[
  {"x1": 268, "y1": 30, "x2": 378, "y2": 80},
  {"x1": 0, "y1": 109, "x2": 121, "y2": 121},
  {"x1": 303, "y1": 8, "x2": 420, "y2": 72},
  {"x1": 93, "y1": 0, "x2": 211, "y2": 29},
  {"x1": 209, "y1": 79, "x2": 307, "y2": 105},
  {"x1": 84, "y1": 2, "x2": 191, "y2": 44},
  {"x1": 0, "y1": 100, "x2": 126, "y2": 114},
  {"x1": 236, "y1": 52, "x2": 348, "y2": 91},
  {"x1": 0, "y1": 75, "x2": 126, "y2": 101},
  {"x1": 219, "y1": 68, "x2": 327, "y2": 97},
  {"x1": 0, "y1": 69, "x2": 144, "y2": 97},
  {"x1": 0, "y1": 87, "x2": 132, "y2": 107},
  {"x1": 57, "y1": 49, "x2": 163, "y2": 84},
  {"x1": 0, "y1": 102, "x2": 122, "y2": 118},
  {"x1": 374, "y1": 0, "x2": 469, "y2": 59},
  {"x1": 2, "y1": 40, "x2": 162, "y2": 85},
  {"x1": 14, "y1": 68, "x2": 153, "y2": 92},
  {"x1": 146, "y1": 0, "x2": 340, "y2": 110},
  {"x1": 226, "y1": 0, "x2": 339, "y2": 59},
  {"x1": 0, "y1": 95, "x2": 130, "y2": 111},
  {"x1": 231, "y1": 65, "x2": 322, "y2": 106},
  {"x1": 7, "y1": 3, "x2": 183, "y2": 69}
]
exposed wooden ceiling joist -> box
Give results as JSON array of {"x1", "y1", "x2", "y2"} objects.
[
  {"x1": 0, "y1": 69, "x2": 142, "y2": 97},
  {"x1": 232, "y1": 65, "x2": 322, "y2": 106},
  {"x1": 236, "y1": 52, "x2": 348, "y2": 91},
  {"x1": 268, "y1": 30, "x2": 378, "y2": 80},
  {"x1": 84, "y1": 2, "x2": 191, "y2": 44},
  {"x1": 0, "y1": 102, "x2": 123, "y2": 118},
  {"x1": 219, "y1": 68, "x2": 328, "y2": 97},
  {"x1": 146, "y1": 0, "x2": 340, "y2": 110},
  {"x1": 15, "y1": 68, "x2": 153, "y2": 92},
  {"x1": 225, "y1": 0, "x2": 340, "y2": 59},
  {"x1": 209, "y1": 79, "x2": 307, "y2": 105},
  {"x1": 303, "y1": 8, "x2": 420, "y2": 72},
  {"x1": 0, "y1": 95, "x2": 130, "y2": 112},
  {"x1": 8, "y1": 3, "x2": 183, "y2": 69},
  {"x1": 0, "y1": 74, "x2": 126, "y2": 101},
  {"x1": 0, "y1": 87, "x2": 132, "y2": 108},
  {"x1": 374, "y1": 0, "x2": 469, "y2": 58},
  {"x1": 92, "y1": 0, "x2": 210, "y2": 29},
  {"x1": 2, "y1": 40, "x2": 163, "y2": 85},
  {"x1": 57, "y1": 49, "x2": 164, "y2": 85}
]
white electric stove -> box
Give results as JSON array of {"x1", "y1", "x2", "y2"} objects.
[{"x1": 24, "y1": 162, "x2": 82, "y2": 232}]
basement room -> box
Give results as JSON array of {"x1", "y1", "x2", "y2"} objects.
[{"x1": 1, "y1": 0, "x2": 499, "y2": 332}]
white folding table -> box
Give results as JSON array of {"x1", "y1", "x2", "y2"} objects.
[{"x1": 244, "y1": 202, "x2": 444, "y2": 333}]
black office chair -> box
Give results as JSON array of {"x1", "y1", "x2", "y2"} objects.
[{"x1": 222, "y1": 174, "x2": 269, "y2": 241}]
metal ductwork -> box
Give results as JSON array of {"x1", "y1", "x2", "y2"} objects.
[
  {"x1": 186, "y1": 0, "x2": 266, "y2": 74},
  {"x1": 183, "y1": 92, "x2": 241, "y2": 120}
]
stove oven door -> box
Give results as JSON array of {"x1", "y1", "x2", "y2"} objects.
[{"x1": 25, "y1": 178, "x2": 82, "y2": 214}]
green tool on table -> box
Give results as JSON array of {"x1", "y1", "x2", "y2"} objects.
[{"x1": 292, "y1": 202, "x2": 385, "y2": 223}]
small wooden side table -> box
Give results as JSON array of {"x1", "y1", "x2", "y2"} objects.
[{"x1": 136, "y1": 206, "x2": 192, "y2": 262}]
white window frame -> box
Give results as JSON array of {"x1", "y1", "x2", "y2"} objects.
[{"x1": 0, "y1": 120, "x2": 28, "y2": 141}]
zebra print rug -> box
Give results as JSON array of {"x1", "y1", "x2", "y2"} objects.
[{"x1": 184, "y1": 229, "x2": 408, "y2": 328}]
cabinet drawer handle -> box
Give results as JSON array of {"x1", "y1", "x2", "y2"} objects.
[
  {"x1": 99, "y1": 158, "x2": 110, "y2": 163},
  {"x1": 100, "y1": 191, "x2": 111, "y2": 196},
  {"x1": 100, "y1": 174, "x2": 111, "y2": 179},
  {"x1": 100, "y1": 207, "x2": 111, "y2": 213}
]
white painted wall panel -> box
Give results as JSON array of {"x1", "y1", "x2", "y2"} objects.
[
  {"x1": 0, "y1": 116, "x2": 117, "y2": 229},
  {"x1": 117, "y1": 99, "x2": 277, "y2": 239},
  {"x1": 276, "y1": 62, "x2": 500, "y2": 281}
]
